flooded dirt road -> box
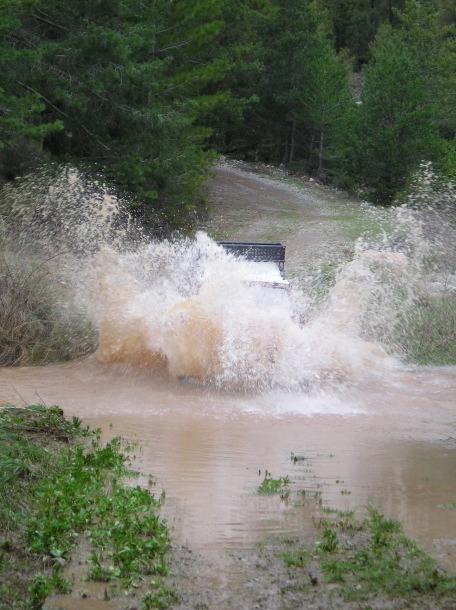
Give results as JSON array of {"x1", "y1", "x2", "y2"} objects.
[{"x1": 1, "y1": 162, "x2": 456, "y2": 606}]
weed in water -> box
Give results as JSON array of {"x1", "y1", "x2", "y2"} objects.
[
  {"x1": 258, "y1": 474, "x2": 290, "y2": 499},
  {"x1": 142, "y1": 585, "x2": 177, "y2": 610},
  {"x1": 283, "y1": 507, "x2": 456, "y2": 605}
]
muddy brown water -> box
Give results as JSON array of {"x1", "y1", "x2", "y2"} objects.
[
  {"x1": 1, "y1": 164, "x2": 456, "y2": 597},
  {"x1": 1, "y1": 359, "x2": 456, "y2": 574}
]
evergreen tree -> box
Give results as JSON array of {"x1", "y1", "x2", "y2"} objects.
[
  {"x1": 205, "y1": 0, "x2": 272, "y2": 155},
  {"x1": 294, "y1": 1, "x2": 354, "y2": 180},
  {"x1": 0, "y1": 0, "x2": 227, "y2": 225},
  {"x1": 0, "y1": 0, "x2": 63, "y2": 177},
  {"x1": 244, "y1": 0, "x2": 353, "y2": 179},
  {"x1": 354, "y1": 0, "x2": 456, "y2": 203},
  {"x1": 437, "y1": 0, "x2": 456, "y2": 26}
]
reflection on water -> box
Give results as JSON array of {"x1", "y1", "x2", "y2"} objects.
[{"x1": 1, "y1": 361, "x2": 455, "y2": 569}]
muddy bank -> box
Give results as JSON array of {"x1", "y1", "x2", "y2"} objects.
[
  {"x1": 0, "y1": 405, "x2": 172, "y2": 610},
  {"x1": 168, "y1": 517, "x2": 456, "y2": 610}
]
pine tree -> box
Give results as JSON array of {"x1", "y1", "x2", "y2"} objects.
[
  {"x1": 0, "y1": 0, "x2": 63, "y2": 176},
  {"x1": 247, "y1": 0, "x2": 353, "y2": 179},
  {"x1": 355, "y1": 0, "x2": 456, "y2": 203},
  {"x1": 0, "y1": 0, "x2": 227, "y2": 225}
]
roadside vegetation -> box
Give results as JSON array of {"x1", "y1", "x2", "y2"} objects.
[
  {"x1": 0, "y1": 244, "x2": 95, "y2": 366},
  {"x1": 396, "y1": 295, "x2": 456, "y2": 365},
  {"x1": 0, "y1": 404, "x2": 172, "y2": 610}
]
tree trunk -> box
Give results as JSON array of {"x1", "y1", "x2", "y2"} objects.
[
  {"x1": 317, "y1": 130, "x2": 324, "y2": 181},
  {"x1": 308, "y1": 133, "x2": 315, "y2": 169},
  {"x1": 289, "y1": 119, "x2": 296, "y2": 164},
  {"x1": 282, "y1": 131, "x2": 289, "y2": 165}
]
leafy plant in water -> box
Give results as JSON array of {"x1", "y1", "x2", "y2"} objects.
[
  {"x1": 28, "y1": 573, "x2": 71, "y2": 608},
  {"x1": 258, "y1": 473, "x2": 290, "y2": 499},
  {"x1": 439, "y1": 499, "x2": 456, "y2": 510},
  {"x1": 142, "y1": 586, "x2": 177, "y2": 610}
]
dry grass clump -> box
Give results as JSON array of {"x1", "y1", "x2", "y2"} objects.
[{"x1": 0, "y1": 246, "x2": 96, "y2": 366}]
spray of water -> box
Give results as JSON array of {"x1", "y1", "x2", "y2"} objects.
[{"x1": 1, "y1": 163, "x2": 454, "y2": 388}]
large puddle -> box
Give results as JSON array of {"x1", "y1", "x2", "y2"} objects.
[
  {"x1": 1, "y1": 162, "x2": 456, "y2": 574},
  {"x1": 1, "y1": 360, "x2": 455, "y2": 570}
]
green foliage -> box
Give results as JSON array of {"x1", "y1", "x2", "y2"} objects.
[
  {"x1": 0, "y1": 1, "x2": 63, "y2": 150},
  {"x1": 258, "y1": 473, "x2": 290, "y2": 498},
  {"x1": 0, "y1": 405, "x2": 172, "y2": 609},
  {"x1": 353, "y1": 1, "x2": 456, "y2": 204},
  {"x1": 2, "y1": 0, "x2": 456, "y2": 223},
  {"x1": 437, "y1": 0, "x2": 456, "y2": 25},
  {"x1": 142, "y1": 587, "x2": 177, "y2": 610},
  {"x1": 281, "y1": 549, "x2": 309, "y2": 568},
  {"x1": 316, "y1": 524, "x2": 339, "y2": 553},
  {"x1": 319, "y1": 508, "x2": 456, "y2": 598},
  {"x1": 205, "y1": 0, "x2": 273, "y2": 154},
  {"x1": 282, "y1": 508, "x2": 456, "y2": 602},
  {"x1": 0, "y1": 0, "x2": 227, "y2": 225},
  {"x1": 440, "y1": 499, "x2": 456, "y2": 510},
  {"x1": 229, "y1": 0, "x2": 354, "y2": 181},
  {"x1": 322, "y1": 0, "x2": 406, "y2": 66},
  {"x1": 28, "y1": 573, "x2": 71, "y2": 608}
]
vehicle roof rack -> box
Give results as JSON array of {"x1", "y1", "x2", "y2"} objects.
[{"x1": 217, "y1": 241, "x2": 285, "y2": 273}]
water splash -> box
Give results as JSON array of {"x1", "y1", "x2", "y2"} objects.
[
  {"x1": 1, "y1": 163, "x2": 453, "y2": 388},
  {"x1": 89, "y1": 231, "x2": 405, "y2": 391}
]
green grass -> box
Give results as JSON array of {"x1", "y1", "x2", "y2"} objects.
[
  {"x1": 282, "y1": 507, "x2": 456, "y2": 603},
  {"x1": 337, "y1": 212, "x2": 389, "y2": 241},
  {"x1": 281, "y1": 549, "x2": 308, "y2": 568},
  {"x1": 316, "y1": 524, "x2": 339, "y2": 553},
  {"x1": 0, "y1": 405, "x2": 173, "y2": 610}
]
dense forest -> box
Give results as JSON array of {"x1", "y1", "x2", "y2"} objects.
[{"x1": 1, "y1": 0, "x2": 455, "y2": 225}]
